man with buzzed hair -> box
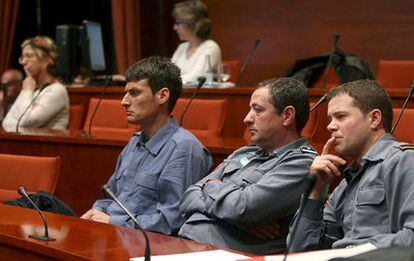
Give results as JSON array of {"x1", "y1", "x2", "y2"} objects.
[
  {"x1": 289, "y1": 80, "x2": 414, "y2": 252},
  {"x1": 179, "y1": 77, "x2": 318, "y2": 255}
]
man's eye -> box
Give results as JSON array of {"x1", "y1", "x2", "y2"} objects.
[{"x1": 129, "y1": 90, "x2": 139, "y2": 96}]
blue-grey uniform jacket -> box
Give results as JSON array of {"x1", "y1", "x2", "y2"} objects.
[
  {"x1": 288, "y1": 134, "x2": 414, "y2": 252},
  {"x1": 178, "y1": 137, "x2": 317, "y2": 255}
]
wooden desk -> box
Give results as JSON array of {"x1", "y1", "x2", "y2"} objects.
[
  {"x1": 0, "y1": 204, "x2": 233, "y2": 260},
  {"x1": 0, "y1": 128, "x2": 246, "y2": 215}
]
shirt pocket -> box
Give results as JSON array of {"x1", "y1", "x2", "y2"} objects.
[
  {"x1": 354, "y1": 186, "x2": 388, "y2": 234},
  {"x1": 241, "y1": 169, "x2": 264, "y2": 185},
  {"x1": 135, "y1": 172, "x2": 160, "y2": 201},
  {"x1": 356, "y1": 186, "x2": 385, "y2": 206},
  {"x1": 221, "y1": 162, "x2": 241, "y2": 178}
]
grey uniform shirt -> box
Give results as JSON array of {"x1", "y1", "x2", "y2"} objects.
[
  {"x1": 289, "y1": 134, "x2": 414, "y2": 252},
  {"x1": 178, "y1": 138, "x2": 317, "y2": 255}
]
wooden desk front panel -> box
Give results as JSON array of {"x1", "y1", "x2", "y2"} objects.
[{"x1": 0, "y1": 204, "x2": 220, "y2": 260}]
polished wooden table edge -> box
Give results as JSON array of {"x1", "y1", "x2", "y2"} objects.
[
  {"x1": 0, "y1": 127, "x2": 247, "y2": 153},
  {"x1": 0, "y1": 128, "x2": 128, "y2": 147},
  {"x1": 0, "y1": 204, "x2": 253, "y2": 260}
]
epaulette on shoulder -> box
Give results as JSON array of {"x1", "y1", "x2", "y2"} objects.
[
  {"x1": 300, "y1": 146, "x2": 318, "y2": 155},
  {"x1": 399, "y1": 144, "x2": 414, "y2": 151}
]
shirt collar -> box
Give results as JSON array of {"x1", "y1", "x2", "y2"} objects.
[
  {"x1": 134, "y1": 117, "x2": 179, "y2": 156},
  {"x1": 361, "y1": 134, "x2": 395, "y2": 162},
  {"x1": 343, "y1": 134, "x2": 394, "y2": 183},
  {"x1": 253, "y1": 137, "x2": 308, "y2": 158}
]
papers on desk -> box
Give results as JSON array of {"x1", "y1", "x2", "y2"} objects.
[
  {"x1": 130, "y1": 249, "x2": 250, "y2": 261},
  {"x1": 245, "y1": 243, "x2": 377, "y2": 261},
  {"x1": 183, "y1": 82, "x2": 236, "y2": 88}
]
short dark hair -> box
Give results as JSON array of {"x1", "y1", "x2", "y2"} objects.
[
  {"x1": 258, "y1": 77, "x2": 310, "y2": 134},
  {"x1": 172, "y1": 0, "x2": 211, "y2": 40},
  {"x1": 125, "y1": 56, "x2": 183, "y2": 112},
  {"x1": 327, "y1": 80, "x2": 393, "y2": 132}
]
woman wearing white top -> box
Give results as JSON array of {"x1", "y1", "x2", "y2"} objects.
[
  {"x1": 171, "y1": 0, "x2": 221, "y2": 84},
  {"x1": 2, "y1": 36, "x2": 69, "y2": 131}
]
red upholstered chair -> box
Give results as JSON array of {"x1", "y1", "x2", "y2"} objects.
[
  {"x1": 310, "y1": 68, "x2": 339, "y2": 89},
  {"x1": 392, "y1": 108, "x2": 414, "y2": 143},
  {"x1": 301, "y1": 102, "x2": 318, "y2": 140},
  {"x1": 377, "y1": 60, "x2": 414, "y2": 89},
  {"x1": 172, "y1": 98, "x2": 228, "y2": 138},
  {"x1": 0, "y1": 154, "x2": 60, "y2": 202},
  {"x1": 83, "y1": 98, "x2": 139, "y2": 139},
  {"x1": 68, "y1": 104, "x2": 85, "y2": 130},
  {"x1": 221, "y1": 60, "x2": 241, "y2": 83}
]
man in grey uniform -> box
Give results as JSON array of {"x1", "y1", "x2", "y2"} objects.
[
  {"x1": 178, "y1": 77, "x2": 318, "y2": 255},
  {"x1": 288, "y1": 80, "x2": 414, "y2": 252}
]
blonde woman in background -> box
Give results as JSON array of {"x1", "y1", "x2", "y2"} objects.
[{"x1": 2, "y1": 36, "x2": 69, "y2": 131}]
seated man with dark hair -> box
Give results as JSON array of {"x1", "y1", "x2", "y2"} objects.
[
  {"x1": 288, "y1": 80, "x2": 414, "y2": 252},
  {"x1": 81, "y1": 56, "x2": 213, "y2": 235},
  {"x1": 0, "y1": 69, "x2": 23, "y2": 119},
  {"x1": 178, "y1": 77, "x2": 318, "y2": 254}
]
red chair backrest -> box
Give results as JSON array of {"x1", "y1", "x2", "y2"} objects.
[
  {"x1": 83, "y1": 98, "x2": 139, "y2": 139},
  {"x1": 172, "y1": 98, "x2": 228, "y2": 138},
  {"x1": 0, "y1": 154, "x2": 60, "y2": 201},
  {"x1": 377, "y1": 60, "x2": 414, "y2": 89},
  {"x1": 392, "y1": 108, "x2": 414, "y2": 143},
  {"x1": 68, "y1": 104, "x2": 85, "y2": 130}
]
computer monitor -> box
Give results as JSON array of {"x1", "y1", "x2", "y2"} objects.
[
  {"x1": 55, "y1": 21, "x2": 106, "y2": 84},
  {"x1": 83, "y1": 20, "x2": 106, "y2": 71}
]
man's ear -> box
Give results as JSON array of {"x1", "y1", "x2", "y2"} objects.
[
  {"x1": 157, "y1": 87, "x2": 170, "y2": 105},
  {"x1": 282, "y1": 105, "x2": 296, "y2": 127},
  {"x1": 369, "y1": 109, "x2": 382, "y2": 130}
]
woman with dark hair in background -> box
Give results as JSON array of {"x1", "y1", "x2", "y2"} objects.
[
  {"x1": 2, "y1": 36, "x2": 69, "y2": 131},
  {"x1": 171, "y1": 0, "x2": 221, "y2": 83}
]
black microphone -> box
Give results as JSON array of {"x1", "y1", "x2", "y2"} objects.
[
  {"x1": 17, "y1": 186, "x2": 55, "y2": 241},
  {"x1": 235, "y1": 37, "x2": 261, "y2": 87},
  {"x1": 321, "y1": 33, "x2": 340, "y2": 90},
  {"x1": 309, "y1": 93, "x2": 328, "y2": 112},
  {"x1": 391, "y1": 81, "x2": 414, "y2": 134},
  {"x1": 309, "y1": 33, "x2": 340, "y2": 112},
  {"x1": 179, "y1": 76, "x2": 206, "y2": 126},
  {"x1": 83, "y1": 75, "x2": 112, "y2": 138},
  {"x1": 101, "y1": 185, "x2": 151, "y2": 261}
]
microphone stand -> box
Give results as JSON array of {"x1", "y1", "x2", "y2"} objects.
[
  {"x1": 309, "y1": 33, "x2": 340, "y2": 112},
  {"x1": 282, "y1": 175, "x2": 317, "y2": 261},
  {"x1": 179, "y1": 76, "x2": 206, "y2": 126},
  {"x1": 18, "y1": 186, "x2": 55, "y2": 241},
  {"x1": 102, "y1": 185, "x2": 151, "y2": 261},
  {"x1": 235, "y1": 37, "x2": 261, "y2": 87},
  {"x1": 391, "y1": 81, "x2": 414, "y2": 134},
  {"x1": 83, "y1": 76, "x2": 112, "y2": 138}
]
